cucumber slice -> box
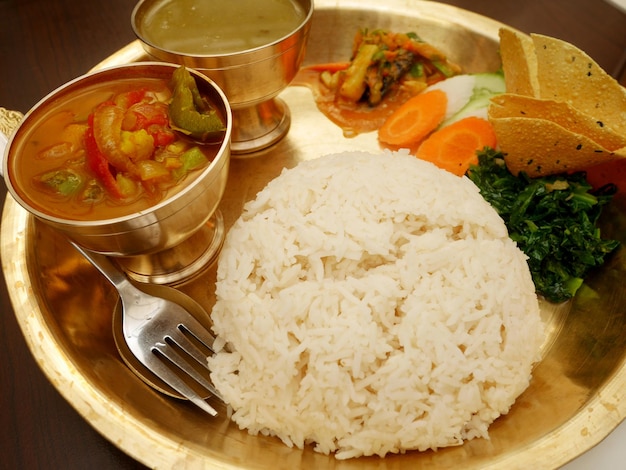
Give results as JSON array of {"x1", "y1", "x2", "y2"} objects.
[{"x1": 441, "y1": 72, "x2": 505, "y2": 127}]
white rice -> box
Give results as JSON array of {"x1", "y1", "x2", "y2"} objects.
[{"x1": 208, "y1": 150, "x2": 544, "y2": 459}]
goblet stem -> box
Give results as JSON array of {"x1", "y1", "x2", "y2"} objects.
[{"x1": 230, "y1": 97, "x2": 291, "y2": 155}]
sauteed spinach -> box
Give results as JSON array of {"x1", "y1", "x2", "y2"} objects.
[{"x1": 468, "y1": 148, "x2": 620, "y2": 303}]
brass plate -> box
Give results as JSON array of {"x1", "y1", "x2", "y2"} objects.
[{"x1": 3, "y1": 1, "x2": 626, "y2": 468}]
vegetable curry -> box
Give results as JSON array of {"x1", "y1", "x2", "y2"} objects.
[{"x1": 11, "y1": 67, "x2": 226, "y2": 221}]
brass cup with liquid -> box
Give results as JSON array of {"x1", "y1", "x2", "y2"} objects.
[{"x1": 132, "y1": 0, "x2": 313, "y2": 155}]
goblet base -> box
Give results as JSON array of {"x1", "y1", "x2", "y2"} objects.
[{"x1": 117, "y1": 210, "x2": 225, "y2": 286}]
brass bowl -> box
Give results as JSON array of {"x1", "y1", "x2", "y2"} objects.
[
  {"x1": 3, "y1": 62, "x2": 232, "y2": 283},
  {"x1": 2, "y1": 0, "x2": 626, "y2": 468},
  {"x1": 131, "y1": 0, "x2": 313, "y2": 154}
]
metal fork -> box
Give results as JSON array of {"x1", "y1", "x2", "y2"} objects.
[{"x1": 71, "y1": 242, "x2": 222, "y2": 416}]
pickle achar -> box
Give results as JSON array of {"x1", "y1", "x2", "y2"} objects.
[{"x1": 169, "y1": 66, "x2": 226, "y2": 142}]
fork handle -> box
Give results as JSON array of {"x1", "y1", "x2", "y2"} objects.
[{"x1": 70, "y1": 241, "x2": 133, "y2": 291}]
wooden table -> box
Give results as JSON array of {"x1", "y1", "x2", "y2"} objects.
[{"x1": 1, "y1": 1, "x2": 624, "y2": 468}]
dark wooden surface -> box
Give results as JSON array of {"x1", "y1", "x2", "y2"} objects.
[{"x1": 1, "y1": 1, "x2": 624, "y2": 468}]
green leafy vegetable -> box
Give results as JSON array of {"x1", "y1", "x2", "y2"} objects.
[{"x1": 467, "y1": 148, "x2": 620, "y2": 303}]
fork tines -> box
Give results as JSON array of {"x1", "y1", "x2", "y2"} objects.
[{"x1": 150, "y1": 321, "x2": 223, "y2": 416}]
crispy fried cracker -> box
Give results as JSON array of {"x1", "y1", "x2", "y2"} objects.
[
  {"x1": 490, "y1": 115, "x2": 626, "y2": 177},
  {"x1": 492, "y1": 29, "x2": 626, "y2": 177},
  {"x1": 490, "y1": 94, "x2": 626, "y2": 151},
  {"x1": 498, "y1": 28, "x2": 540, "y2": 97},
  {"x1": 531, "y1": 33, "x2": 626, "y2": 136}
]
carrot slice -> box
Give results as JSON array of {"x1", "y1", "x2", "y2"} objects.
[
  {"x1": 415, "y1": 116, "x2": 497, "y2": 176},
  {"x1": 378, "y1": 89, "x2": 448, "y2": 146}
]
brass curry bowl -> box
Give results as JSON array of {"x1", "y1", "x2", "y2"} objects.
[{"x1": 3, "y1": 62, "x2": 232, "y2": 283}]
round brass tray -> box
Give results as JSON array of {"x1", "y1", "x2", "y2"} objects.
[{"x1": 3, "y1": 1, "x2": 626, "y2": 468}]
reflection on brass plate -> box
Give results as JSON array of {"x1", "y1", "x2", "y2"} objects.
[{"x1": 2, "y1": 0, "x2": 625, "y2": 468}]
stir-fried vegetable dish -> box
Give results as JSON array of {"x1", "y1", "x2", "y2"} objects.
[
  {"x1": 319, "y1": 29, "x2": 462, "y2": 106},
  {"x1": 19, "y1": 66, "x2": 226, "y2": 220},
  {"x1": 296, "y1": 28, "x2": 463, "y2": 136},
  {"x1": 468, "y1": 148, "x2": 620, "y2": 303}
]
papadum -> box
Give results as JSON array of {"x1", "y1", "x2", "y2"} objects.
[{"x1": 490, "y1": 28, "x2": 626, "y2": 177}]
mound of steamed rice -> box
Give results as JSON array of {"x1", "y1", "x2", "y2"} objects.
[{"x1": 208, "y1": 150, "x2": 544, "y2": 459}]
